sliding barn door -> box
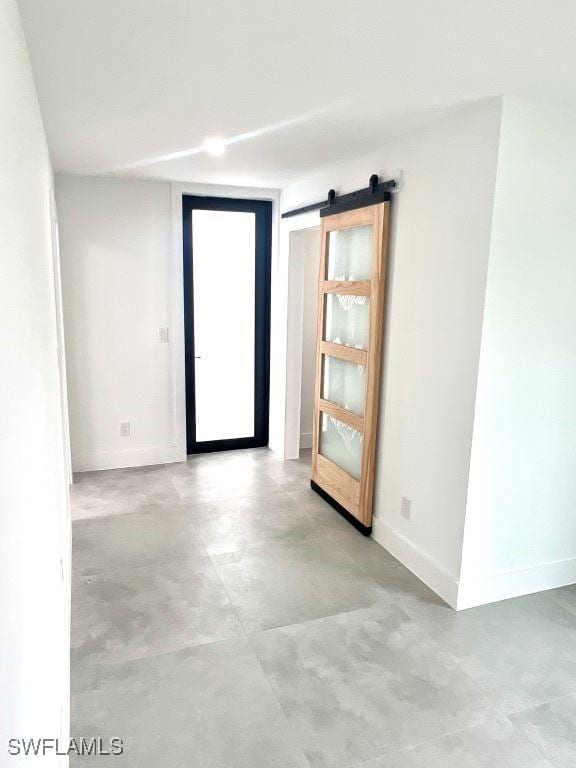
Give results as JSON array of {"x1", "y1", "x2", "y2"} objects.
[{"x1": 311, "y1": 202, "x2": 390, "y2": 533}]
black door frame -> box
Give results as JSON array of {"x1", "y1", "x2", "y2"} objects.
[{"x1": 182, "y1": 195, "x2": 272, "y2": 455}]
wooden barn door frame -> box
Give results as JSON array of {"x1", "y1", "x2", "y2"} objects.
[{"x1": 311, "y1": 201, "x2": 390, "y2": 534}]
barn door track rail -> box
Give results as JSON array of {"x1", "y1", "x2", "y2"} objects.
[{"x1": 281, "y1": 174, "x2": 396, "y2": 219}]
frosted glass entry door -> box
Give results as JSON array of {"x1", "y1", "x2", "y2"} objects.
[
  {"x1": 319, "y1": 413, "x2": 363, "y2": 480},
  {"x1": 324, "y1": 293, "x2": 370, "y2": 349},
  {"x1": 327, "y1": 225, "x2": 373, "y2": 280},
  {"x1": 322, "y1": 356, "x2": 366, "y2": 416},
  {"x1": 192, "y1": 209, "x2": 255, "y2": 442}
]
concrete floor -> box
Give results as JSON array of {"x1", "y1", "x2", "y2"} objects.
[{"x1": 71, "y1": 448, "x2": 576, "y2": 767}]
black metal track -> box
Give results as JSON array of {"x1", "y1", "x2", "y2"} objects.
[{"x1": 281, "y1": 174, "x2": 396, "y2": 219}]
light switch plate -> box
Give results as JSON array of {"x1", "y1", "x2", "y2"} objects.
[
  {"x1": 159, "y1": 328, "x2": 170, "y2": 343},
  {"x1": 401, "y1": 496, "x2": 411, "y2": 520}
]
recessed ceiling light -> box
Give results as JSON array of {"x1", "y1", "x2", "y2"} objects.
[{"x1": 203, "y1": 136, "x2": 226, "y2": 157}]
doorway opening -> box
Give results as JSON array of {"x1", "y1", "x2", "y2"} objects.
[
  {"x1": 183, "y1": 195, "x2": 272, "y2": 454},
  {"x1": 296, "y1": 228, "x2": 320, "y2": 459},
  {"x1": 286, "y1": 225, "x2": 321, "y2": 460}
]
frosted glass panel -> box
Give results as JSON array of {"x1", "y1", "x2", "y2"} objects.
[
  {"x1": 324, "y1": 293, "x2": 370, "y2": 350},
  {"x1": 322, "y1": 355, "x2": 365, "y2": 416},
  {"x1": 319, "y1": 413, "x2": 363, "y2": 479},
  {"x1": 192, "y1": 209, "x2": 255, "y2": 442},
  {"x1": 327, "y1": 225, "x2": 373, "y2": 280}
]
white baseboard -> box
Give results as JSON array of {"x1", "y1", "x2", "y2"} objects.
[
  {"x1": 371, "y1": 518, "x2": 460, "y2": 608},
  {"x1": 299, "y1": 432, "x2": 313, "y2": 450},
  {"x1": 371, "y1": 518, "x2": 576, "y2": 611},
  {"x1": 457, "y1": 556, "x2": 576, "y2": 610},
  {"x1": 72, "y1": 445, "x2": 186, "y2": 473}
]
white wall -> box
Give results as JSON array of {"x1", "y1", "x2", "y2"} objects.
[
  {"x1": 57, "y1": 176, "x2": 178, "y2": 471},
  {"x1": 459, "y1": 99, "x2": 576, "y2": 608},
  {"x1": 57, "y1": 176, "x2": 280, "y2": 472},
  {"x1": 281, "y1": 98, "x2": 503, "y2": 605},
  {"x1": 0, "y1": 0, "x2": 70, "y2": 762}
]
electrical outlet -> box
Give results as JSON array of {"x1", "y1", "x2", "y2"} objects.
[
  {"x1": 401, "y1": 496, "x2": 411, "y2": 520},
  {"x1": 159, "y1": 328, "x2": 170, "y2": 343},
  {"x1": 120, "y1": 422, "x2": 131, "y2": 437}
]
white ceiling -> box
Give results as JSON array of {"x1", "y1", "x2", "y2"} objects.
[{"x1": 17, "y1": 0, "x2": 576, "y2": 187}]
